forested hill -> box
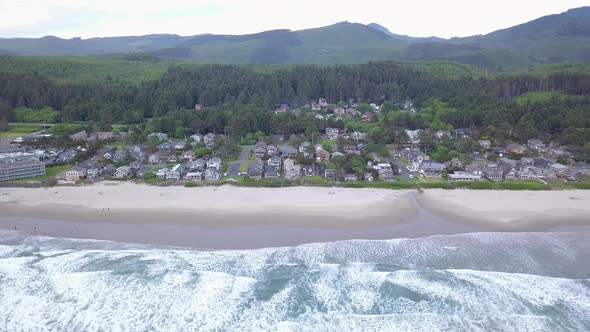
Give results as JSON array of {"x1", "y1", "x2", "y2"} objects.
[
  {"x1": 0, "y1": 7, "x2": 589, "y2": 70},
  {"x1": 1, "y1": 60, "x2": 589, "y2": 150}
]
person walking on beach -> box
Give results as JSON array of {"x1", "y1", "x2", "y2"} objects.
[{"x1": 34, "y1": 226, "x2": 37, "y2": 233}]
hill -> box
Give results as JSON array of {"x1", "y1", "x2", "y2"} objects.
[{"x1": 0, "y1": 7, "x2": 589, "y2": 70}]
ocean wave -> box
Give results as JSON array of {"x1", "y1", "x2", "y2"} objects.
[{"x1": 1, "y1": 231, "x2": 589, "y2": 331}]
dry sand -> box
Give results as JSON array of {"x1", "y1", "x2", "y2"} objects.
[{"x1": 1, "y1": 183, "x2": 589, "y2": 248}]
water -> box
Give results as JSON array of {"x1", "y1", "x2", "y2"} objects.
[{"x1": 0, "y1": 231, "x2": 589, "y2": 331}]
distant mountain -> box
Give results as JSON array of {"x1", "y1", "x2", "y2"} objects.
[{"x1": 0, "y1": 7, "x2": 589, "y2": 70}]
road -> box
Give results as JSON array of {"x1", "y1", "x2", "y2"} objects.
[
  {"x1": 226, "y1": 145, "x2": 253, "y2": 177},
  {"x1": 389, "y1": 157, "x2": 415, "y2": 180}
]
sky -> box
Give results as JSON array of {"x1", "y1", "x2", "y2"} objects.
[{"x1": 1, "y1": 0, "x2": 589, "y2": 39}]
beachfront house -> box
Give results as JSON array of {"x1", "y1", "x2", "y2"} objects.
[
  {"x1": 324, "y1": 169, "x2": 336, "y2": 181},
  {"x1": 65, "y1": 167, "x2": 87, "y2": 181},
  {"x1": 185, "y1": 170, "x2": 203, "y2": 181},
  {"x1": 267, "y1": 155, "x2": 282, "y2": 169},
  {"x1": 207, "y1": 157, "x2": 221, "y2": 170},
  {"x1": 284, "y1": 159, "x2": 301, "y2": 180},
  {"x1": 204, "y1": 168, "x2": 221, "y2": 181},
  {"x1": 113, "y1": 166, "x2": 132, "y2": 178},
  {"x1": 247, "y1": 159, "x2": 264, "y2": 181},
  {"x1": 448, "y1": 171, "x2": 482, "y2": 182},
  {"x1": 166, "y1": 164, "x2": 183, "y2": 181},
  {"x1": 264, "y1": 165, "x2": 279, "y2": 179},
  {"x1": 156, "y1": 168, "x2": 169, "y2": 179}
]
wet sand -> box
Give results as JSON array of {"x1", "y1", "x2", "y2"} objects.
[{"x1": 1, "y1": 184, "x2": 589, "y2": 249}]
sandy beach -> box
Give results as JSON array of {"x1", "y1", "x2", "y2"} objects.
[{"x1": 1, "y1": 183, "x2": 589, "y2": 248}]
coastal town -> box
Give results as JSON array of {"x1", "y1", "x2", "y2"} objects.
[{"x1": 1, "y1": 99, "x2": 588, "y2": 188}]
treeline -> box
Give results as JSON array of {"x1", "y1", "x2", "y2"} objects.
[{"x1": 0, "y1": 61, "x2": 589, "y2": 140}]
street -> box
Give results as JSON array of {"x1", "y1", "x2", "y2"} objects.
[{"x1": 226, "y1": 145, "x2": 253, "y2": 177}]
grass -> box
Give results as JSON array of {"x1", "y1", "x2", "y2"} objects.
[
  {"x1": 10, "y1": 165, "x2": 69, "y2": 183},
  {"x1": 0, "y1": 124, "x2": 41, "y2": 138},
  {"x1": 239, "y1": 162, "x2": 249, "y2": 172}
]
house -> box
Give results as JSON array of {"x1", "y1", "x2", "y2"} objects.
[
  {"x1": 182, "y1": 151, "x2": 196, "y2": 161},
  {"x1": 131, "y1": 151, "x2": 146, "y2": 162},
  {"x1": 156, "y1": 168, "x2": 169, "y2": 179},
  {"x1": 478, "y1": 140, "x2": 492, "y2": 149},
  {"x1": 325, "y1": 127, "x2": 339, "y2": 140},
  {"x1": 344, "y1": 145, "x2": 360, "y2": 155},
  {"x1": 299, "y1": 142, "x2": 311, "y2": 154},
  {"x1": 378, "y1": 167, "x2": 395, "y2": 181},
  {"x1": 550, "y1": 163, "x2": 569, "y2": 175},
  {"x1": 148, "y1": 153, "x2": 161, "y2": 164},
  {"x1": 247, "y1": 159, "x2": 264, "y2": 181},
  {"x1": 364, "y1": 172, "x2": 374, "y2": 182},
  {"x1": 65, "y1": 167, "x2": 87, "y2": 181},
  {"x1": 129, "y1": 160, "x2": 142, "y2": 170},
  {"x1": 279, "y1": 145, "x2": 298, "y2": 158},
  {"x1": 521, "y1": 158, "x2": 534, "y2": 166},
  {"x1": 405, "y1": 130, "x2": 421, "y2": 144},
  {"x1": 266, "y1": 145, "x2": 279, "y2": 156},
  {"x1": 465, "y1": 163, "x2": 484, "y2": 177},
  {"x1": 324, "y1": 169, "x2": 336, "y2": 181},
  {"x1": 254, "y1": 145, "x2": 267, "y2": 158},
  {"x1": 158, "y1": 142, "x2": 173, "y2": 151},
  {"x1": 435, "y1": 130, "x2": 451, "y2": 139},
  {"x1": 207, "y1": 157, "x2": 221, "y2": 170},
  {"x1": 113, "y1": 166, "x2": 132, "y2": 178},
  {"x1": 174, "y1": 141, "x2": 187, "y2": 151},
  {"x1": 318, "y1": 98, "x2": 328, "y2": 108},
  {"x1": 507, "y1": 144, "x2": 527, "y2": 155},
  {"x1": 103, "y1": 151, "x2": 114, "y2": 160},
  {"x1": 449, "y1": 157, "x2": 463, "y2": 169},
  {"x1": 534, "y1": 157, "x2": 553, "y2": 169},
  {"x1": 493, "y1": 146, "x2": 507, "y2": 157},
  {"x1": 303, "y1": 164, "x2": 320, "y2": 176},
  {"x1": 267, "y1": 155, "x2": 282, "y2": 169},
  {"x1": 136, "y1": 166, "x2": 148, "y2": 179},
  {"x1": 315, "y1": 146, "x2": 330, "y2": 162},
  {"x1": 264, "y1": 165, "x2": 279, "y2": 179},
  {"x1": 344, "y1": 174, "x2": 358, "y2": 182},
  {"x1": 331, "y1": 151, "x2": 344, "y2": 159},
  {"x1": 284, "y1": 159, "x2": 301, "y2": 180},
  {"x1": 448, "y1": 171, "x2": 482, "y2": 182},
  {"x1": 147, "y1": 133, "x2": 168, "y2": 142},
  {"x1": 113, "y1": 151, "x2": 128, "y2": 162},
  {"x1": 204, "y1": 168, "x2": 221, "y2": 181},
  {"x1": 86, "y1": 167, "x2": 102, "y2": 179},
  {"x1": 361, "y1": 113, "x2": 374, "y2": 122},
  {"x1": 351, "y1": 131, "x2": 366, "y2": 140},
  {"x1": 166, "y1": 164, "x2": 183, "y2": 181},
  {"x1": 483, "y1": 163, "x2": 503, "y2": 181},
  {"x1": 190, "y1": 134, "x2": 203, "y2": 144},
  {"x1": 421, "y1": 161, "x2": 446, "y2": 173},
  {"x1": 188, "y1": 159, "x2": 207, "y2": 172},
  {"x1": 185, "y1": 170, "x2": 203, "y2": 181},
  {"x1": 203, "y1": 133, "x2": 216, "y2": 146},
  {"x1": 527, "y1": 139, "x2": 547, "y2": 152},
  {"x1": 167, "y1": 155, "x2": 178, "y2": 163}
]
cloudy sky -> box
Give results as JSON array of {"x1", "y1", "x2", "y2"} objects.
[{"x1": 1, "y1": 0, "x2": 589, "y2": 39}]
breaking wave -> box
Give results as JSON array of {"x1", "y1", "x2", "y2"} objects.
[{"x1": 1, "y1": 231, "x2": 589, "y2": 331}]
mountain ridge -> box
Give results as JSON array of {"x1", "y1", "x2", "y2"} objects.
[{"x1": 0, "y1": 7, "x2": 589, "y2": 70}]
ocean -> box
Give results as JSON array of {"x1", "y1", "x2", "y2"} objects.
[{"x1": 0, "y1": 231, "x2": 589, "y2": 331}]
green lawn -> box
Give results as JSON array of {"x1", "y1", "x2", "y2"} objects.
[
  {"x1": 10, "y1": 165, "x2": 70, "y2": 183},
  {"x1": 239, "y1": 162, "x2": 249, "y2": 172},
  {"x1": 0, "y1": 125, "x2": 41, "y2": 138}
]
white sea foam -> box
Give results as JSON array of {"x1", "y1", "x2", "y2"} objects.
[{"x1": 0, "y1": 231, "x2": 589, "y2": 331}]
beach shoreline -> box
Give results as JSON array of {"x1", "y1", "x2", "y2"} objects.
[{"x1": 1, "y1": 183, "x2": 589, "y2": 249}]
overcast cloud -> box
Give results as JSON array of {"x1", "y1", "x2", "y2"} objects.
[{"x1": 1, "y1": 0, "x2": 589, "y2": 39}]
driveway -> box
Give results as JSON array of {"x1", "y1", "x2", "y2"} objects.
[{"x1": 226, "y1": 145, "x2": 253, "y2": 177}]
